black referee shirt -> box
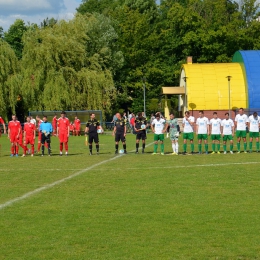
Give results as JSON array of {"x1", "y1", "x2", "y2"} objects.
[
  {"x1": 86, "y1": 119, "x2": 100, "y2": 134},
  {"x1": 114, "y1": 118, "x2": 126, "y2": 134}
]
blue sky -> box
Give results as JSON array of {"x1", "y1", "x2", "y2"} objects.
[{"x1": 0, "y1": 0, "x2": 82, "y2": 31}]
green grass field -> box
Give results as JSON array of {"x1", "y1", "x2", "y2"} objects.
[{"x1": 1, "y1": 133, "x2": 260, "y2": 259}]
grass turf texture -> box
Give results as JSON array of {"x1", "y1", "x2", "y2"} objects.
[{"x1": 0, "y1": 133, "x2": 260, "y2": 259}]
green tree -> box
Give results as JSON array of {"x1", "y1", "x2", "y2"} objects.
[
  {"x1": 4, "y1": 19, "x2": 27, "y2": 59},
  {"x1": 20, "y1": 14, "x2": 123, "y2": 117},
  {"x1": 0, "y1": 39, "x2": 20, "y2": 118}
]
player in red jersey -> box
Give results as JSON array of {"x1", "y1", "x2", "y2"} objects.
[
  {"x1": 8, "y1": 115, "x2": 21, "y2": 157},
  {"x1": 74, "y1": 116, "x2": 81, "y2": 136},
  {"x1": 69, "y1": 121, "x2": 75, "y2": 135},
  {"x1": 23, "y1": 116, "x2": 36, "y2": 157},
  {"x1": 52, "y1": 115, "x2": 57, "y2": 136},
  {"x1": 57, "y1": 111, "x2": 70, "y2": 155}
]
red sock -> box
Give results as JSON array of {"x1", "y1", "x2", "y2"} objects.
[
  {"x1": 16, "y1": 145, "x2": 19, "y2": 154},
  {"x1": 31, "y1": 145, "x2": 34, "y2": 154},
  {"x1": 60, "y1": 143, "x2": 63, "y2": 152},
  {"x1": 65, "y1": 142, "x2": 68, "y2": 152},
  {"x1": 38, "y1": 143, "x2": 41, "y2": 152},
  {"x1": 11, "y1": 146, "x2": 14, "y2": 154},
  {"x1": 24, "y1": 145, "x2": 27, "y2": 155}
]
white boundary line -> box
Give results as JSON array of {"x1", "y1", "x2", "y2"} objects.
[
  {"x1": 0, "y1": 142, "x2": 154, "y2": 210},
  {"x1": 123, "y1": 161, "x2": 260, "y2": 170}
]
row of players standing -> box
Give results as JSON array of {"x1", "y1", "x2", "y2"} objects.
[
  {"x1": 182, "y1": 108, "x2": 260, "y2": 154},
  {"x1": 117, "y1": 107, "x2": 260, "y2": 155},
  {"x1": 2, "y1": 111, "x2": 84, "y2": 156}
]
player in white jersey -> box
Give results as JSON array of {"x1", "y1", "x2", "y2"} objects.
[
  {"x1": 234, "y1": 108, "x2": 249, "y2": 153},
  {"x1": 196, "y1": 111, "x2": 210, "y2": 154},
  {"x1": 221, "y1": 112, "x2": 234, "y2": 154},
  {"x1": 248, "y1": 112, "x2": 260, "y2": 152},
  {"x1": 182, "y1": 111, "x2": 195, "y2": 154},
  {"x1": 209, "y1": 112, "x2": 222, "y2": 154},
  {"x1": 151, "y1": 112, "x2": 167, "y2": 155}
]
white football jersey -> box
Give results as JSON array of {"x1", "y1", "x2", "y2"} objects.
[
  {"x1": 235, "y1": 114, "x2": 248, "y2": 131},
  {"x1": 221, "y1": 119, "x2": 234, "y2": 135},
  {"x1": 248, "y1": 115, "x2": 260, "y2": 132},
  {"x1": 152, "y1": 118, "x2": 165, "y2": 134},
  {"x1": 196, "y1": 117, "x2": 209, "y2": 134},
  {"x1": 210, "y1": 118, "x2": 222, "y2": 135},
  {"x1": 182, "y1": 116, "x2": 195, "y2": 133}
]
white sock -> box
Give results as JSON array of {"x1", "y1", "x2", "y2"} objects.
[
  {"x1": 172, "y1": 143, "x2": 175, "y2": 152},
  {"x1": 175, "y1": 143, "x2": 179, "y2": 153}
]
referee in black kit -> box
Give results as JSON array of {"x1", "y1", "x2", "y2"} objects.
[
  {"x1": 134, "y1": 112, "x2": 148, "y2": 154},
  {"x1": 85, "y1": 113, "x2": 103, "y2": 155},
  {"x1": 113, "y1": 113, "x2": 127, "y2": 154}
]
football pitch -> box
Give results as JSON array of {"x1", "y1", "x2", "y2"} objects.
[{"x1": 1, "y1": 133, "x2": 260, "y2": 259}]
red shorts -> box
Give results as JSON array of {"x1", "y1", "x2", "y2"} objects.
[
  {"x1": 10, "y1": 135, "x2": 19, "y2": 143},
  {"x1": 25, "y1": 136, "x2": 35, "y2": 145},
  {"x1": 59, "y1": 132, "x2": 69, "y2": 143},
  {"x1": 75, "y1": 126, "x2": 80, "y2": 131}
]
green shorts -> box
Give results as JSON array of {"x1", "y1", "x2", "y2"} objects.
[
  {"x1": 183, "y1": 132, "x2": 194, "y2": 140},
  {"x1": 236, "y1": 130, "x2": 247, "y2": 138},
  {"x1": 223, "y1": 135, "x2": 233, "y2": 141},
  {"x1": 154, "y1": 134, "x2": 164, "y2": 141},
  {"x1": 211, "y1": 134, "x2": 221, "y2": 141},
  {"x1": 198, "y1": 134, "x2": 208, "y2": 140},
  {"x1": 249, "y1": 132, "x2": 259, "y2": 138}
]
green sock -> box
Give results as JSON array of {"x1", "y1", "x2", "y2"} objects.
[
  {"x1": 244, "y1": 142, "x2": 247, "y2": 151},
  {"x1": 191, "y1": 143, "x2": 194, "y2": 152},
  {"x1": 249, "y1": 142, "x2": 253, "y2": 151},
  {"x1": 212, "y1": 143, "x2": 215, "y2": 152},
  {"x1": 230, "y1": 144, "x2": 233, "y2": 151},
  {"x1": 237, "y1": 143, "x2": 240, "y2": 151},
  {"x1": 217, "y1": 144, "x2": 220, "y2": 151},
  {"x1": 161, "y1": 143, "x2": 164, "y2": 153},
  {"x1": 205, "y1": 144, "x2": 208, "y2": 152},
  {"x1": 154, "y1": 144, "x2": 158, "y2": 153},
  {"x1": 257, "y1": 142, "x2": 259, "y2": 151},
  {"x1": 198, "y1": 144, "x2": 202, "y2": 152},
  {"x1": 223, "y1": 144, "x2": 227, "y2": 152},
  {"x1": 183, "y1": 144, "x2": 187, "y2": 152}
]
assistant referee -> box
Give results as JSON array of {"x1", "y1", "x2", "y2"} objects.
[{"x1": 113, "y1": 113, "x2": 127, "y2": 154}]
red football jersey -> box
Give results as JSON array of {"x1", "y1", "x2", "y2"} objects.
[
  {"x1": 74, "y1": 119, "x2": 81, "y2": 126},
  {"x1": 0, "y1": 117, "x2": 4, "y2": 125},
  {"x1": 24, "y1": 122, "x2": 36, "y2": 137},
  {"x1": 52, "y1": 116, "x2": 57, "y2": 127},
  {"x1": 37, "y1": 120, "x2": 43, "y2": 130},
  {"x1": 8, "y1": 120, "x2": 21, "y2": 135},
  {"x1": 57, "y1": 117, "x2": 70, "y2": 133}
]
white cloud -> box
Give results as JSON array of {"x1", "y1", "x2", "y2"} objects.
[{"x1": 0, "y1": 0, "x2": 80, "y2": 31}]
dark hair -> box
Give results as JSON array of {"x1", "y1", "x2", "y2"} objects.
[
  {"x1": 170, "y1": 113, "x2": 175, "y2": 116},
  {"x1": 213, "y1": 112, "x2": 217, "y2": 115},
  {"x1": 239, "y1": 108, "x2": 244, "y2": 111},
  {"x1": 225, "y1": 113, "x2": 229, "y2": 116},
  {"x1": 185, "y1": 111, "x2": 190, "y2": 115},
  {"x1": 199, "y1": 110, "x2": 204, "y2": 114},
  {"x1": 138, "y1": 112, "x2": 142, "y2": 117},
  {"x1": 155, "y1": 112, "x2": 160, "y2": 117},
  {"x1": 61, "y1": 111, "x2": 66, "y2": 114},
  {"x1": 43, "y1": 115, "x2": 47, "y2": 118}
]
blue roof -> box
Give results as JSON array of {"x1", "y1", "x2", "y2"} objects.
[{"x1": 233, "y1": 50, "x2": 260, "y2": 108}]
